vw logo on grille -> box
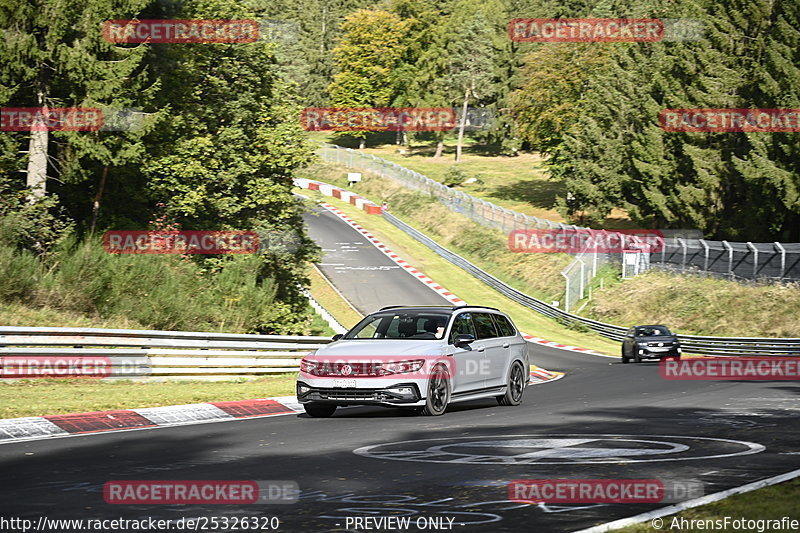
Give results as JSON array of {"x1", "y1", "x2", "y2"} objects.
[
  {"x1": 340, "y1": 365, "x2": 353, "y2": 376},
  {"x1": 658, "y1": 343, "x2": 664, "y2": 347}
]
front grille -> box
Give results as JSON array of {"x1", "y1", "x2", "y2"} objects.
[
  {"x1": 316, "y1": 388, "x2": 379, "y2": 401},
  {"x1": 302, "y1": 387, "x2": 419, "y2": 403}
]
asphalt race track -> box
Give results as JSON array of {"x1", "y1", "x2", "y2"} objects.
[
  {"x1": 2, "y1": 350, "x2": 799, "y2": 532},
  {"x1": 303, "y1": 205, "x2": 451, "y2": 315},
  {"x1": 2, "y1": 206, "x2": 798, "y2": 533}
]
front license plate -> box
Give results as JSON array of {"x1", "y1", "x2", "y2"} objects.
[{"x1": 332, "y1": 379, "x2": 356, "y2": 388}]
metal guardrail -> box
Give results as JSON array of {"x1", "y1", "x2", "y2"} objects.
[
  {"x1": 301, "y1": 287, "x2": 348, "y2": 334},
  {"x1": 651, "y1": 239, "x2": 800, "y2": 281},
  {"x1": 0, "y1": 327, "x2": 331, "y2": 380},
  {"x1": 383, "y1": 213, "x2": 800, "y2": 356}
]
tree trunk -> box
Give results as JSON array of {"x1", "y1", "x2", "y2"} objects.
[
  {"x1": 26, "y1": 88, "x2": 49, "y2": 201},
  {"x1": 89, "y1": 165, "x2": 109, "y2": 234},
  {"x1": 26, "y1": 127, "x2": 48, "y2": 201},
  {"x1": 455, "y1": 87, "x2": 470, "y2": 163},
  {"x1": 433, "y1": 137, "x2": 444, "y2": 158}
]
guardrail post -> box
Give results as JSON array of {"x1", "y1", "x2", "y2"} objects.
[
  {"x1": 677, "y1": 238, "x2": 687, "y2": 271},
  {"x1": 699, "y1": 239, "x2": 709, "y2": 272},
  {"x1": 722, "y1": 240, "x2": 733, "y2": 278},
  {"x1": 561, "y1": 272, "x2": 570, "y2": 312},
  {"x1": 578, "y1": 258, "x2": 586, "y2": 299},
  {"x1": 747, "y1": 242, "x2": 758, "y2": 278},
  {"x1": 775, "y1": 242, "x2": 786, "y2": 279}
]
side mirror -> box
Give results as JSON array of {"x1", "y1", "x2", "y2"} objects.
[
  {"x1": 454, "y1": 333, "x2": 475, "y2": 347},
  {"x1": 332, "y1": 334, "x2": 344, "y2": 341}
]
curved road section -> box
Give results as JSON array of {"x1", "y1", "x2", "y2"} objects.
[
  {"x1": 0, "y1": 204, "x2": 797, "y2": 532},
  {"x1": 1, "y1": 351, "x2": 798, "y2": 532},
  {"x1": 303, "y1": 205, "x2": 451, "y2": 314}
]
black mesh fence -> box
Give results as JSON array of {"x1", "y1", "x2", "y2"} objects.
[{"x1": 652, "y1": 240, "x2": 800, "y2": 281}]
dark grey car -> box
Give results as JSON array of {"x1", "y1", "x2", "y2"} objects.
[{"x1": 621, "y1": 325, "x2": 682, "y2": 363}]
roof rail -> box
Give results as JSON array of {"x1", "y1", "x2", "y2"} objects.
[
  {"x1": 377, "y1": 305, "x2": 501, "y2": 312},
  {"x1": 378, "y1": 305, "x2": 452, "y2": 311},
  {"x1": 454, "y1": 305, "x2": 501, "y2": 311}
]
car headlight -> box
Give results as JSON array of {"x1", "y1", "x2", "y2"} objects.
[
  {"x1": 300, "y1": 358, "x2": 317, "y2": 374},
  {"x1": 376, "y1": 360, "x2": 425, "y2": 375}
]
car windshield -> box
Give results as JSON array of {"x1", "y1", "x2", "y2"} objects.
[
  {"x1": 344, "y1": 311, "x2": 450, "y2": 340},
  {"x1": 635, "y1": 326, "x2": 672, "y2": 336}
]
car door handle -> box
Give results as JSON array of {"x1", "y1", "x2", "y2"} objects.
[
  {"x1": 477, "y1": 346, "x2": 485, "y2": 352},
  {"x1": 502, "y1": 343, "x2": 509, "y2": 348}
]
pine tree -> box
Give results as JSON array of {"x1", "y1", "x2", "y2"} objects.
[
  {"x1": 441, "y1": 0, "x2": 500, "y2": 161},
  {"x1": 0, "y1": 0, "x2": 151, "y2": 203}
]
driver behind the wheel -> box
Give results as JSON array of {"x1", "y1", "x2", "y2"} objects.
[
  {"x1": 421, "y1": 317, "x2": 447, "y2": 339},
  {"x1": 397, "y1": 318, "x2": 417, "y2": 338}
]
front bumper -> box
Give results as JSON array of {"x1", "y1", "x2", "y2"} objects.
[
  {"x1": 636, "y1": 346, "x2": 681, "y2": 358},
  {"x1": 297, "y1": 381, "x2": 424, "y2": 407}
]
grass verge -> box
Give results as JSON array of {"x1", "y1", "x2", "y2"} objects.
[
  {"x1": 615, "y1": 477, "x2": 800, "y2": 532},
  {"x1": 0, "y1": 301, "x2": 149, "y2": 329},
  {"x1": 308, "y1": 265, "x2": 363, "y2": 330},
  {"x1": 587, "y1": 271, "x2": 800, "y2": 338},
  {"x1": 0, "y1": 375, "x2": 297, "y2": 419}
]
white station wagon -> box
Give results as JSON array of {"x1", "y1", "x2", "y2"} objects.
[{"x1": 297, "y1": 306, "x2": 530, "y2": 417}]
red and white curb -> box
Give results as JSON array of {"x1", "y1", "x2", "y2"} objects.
[
  {"x1": 302, "y1": 181, "x2": 602, "y2": 357},
  {"x1": 0, "y1": 397, "x2": 301, "y2": 444},
  {"x1": 521, "y1": 335, "x2": 601, "y2": 355},
  {"x1": 294, "y1": 178, "x2": 383, "y2": 215},
  {"x1": 530, "y1": 366, "x2": 564, "y2": 382}
]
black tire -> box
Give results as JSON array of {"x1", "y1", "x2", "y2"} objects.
[
  {"x1": 420, "y1": 365, "x2": 450, "y2": 416},
  {"x1": 303, "y1": 403, "x2": 337, "y2": 418},
  {"x1": 621, "y1": 346, "x2": 630, "y2": 364},
  {"x1": 497, "y1": 361, "x2": 526, "y2": 406},
  {"x1": 634, "y1": 351, "x2": 642, "y2": 363}
]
